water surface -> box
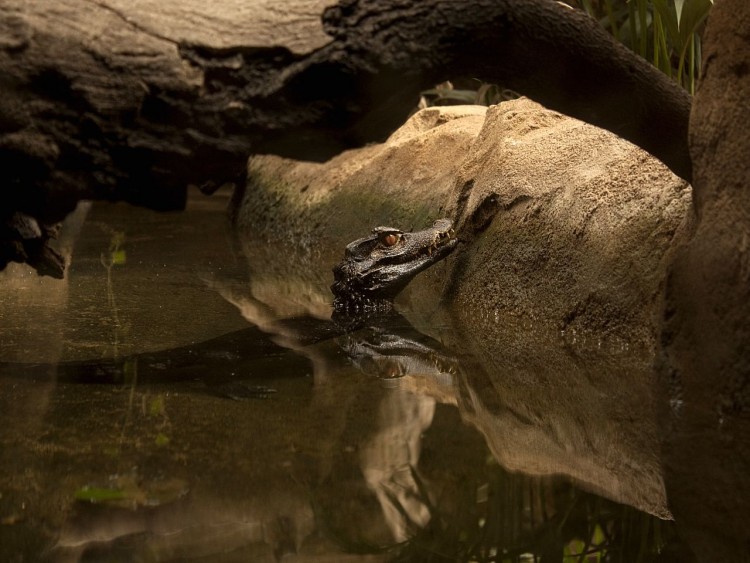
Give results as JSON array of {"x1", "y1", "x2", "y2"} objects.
[{"x1": 0, "y1": 190, "x2": 684, "y2": 562}]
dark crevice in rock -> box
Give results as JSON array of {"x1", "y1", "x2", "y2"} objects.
[
  {"x1": 453, "y1": 179, "x2": 475, "y2": 226},
  {"x1": 468, "y1": 193, "x2": 501, "y2": 235}
]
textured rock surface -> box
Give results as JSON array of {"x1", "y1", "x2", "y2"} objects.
[
  {"x1": 0, "y1": 0, "x2": 332, "y2": 218},
  {"x1": 445, "y1": 98, "x2": 692, "y2": 343},
  {"x1": 234, "y1": 99, "x2": 691, "y2": 344},
  {"x1": 236, "y1": 105, "x2": 487, "y2": 247},
  {"x1": 91, "y1": 0, "x2": 334, "y2": 53}
]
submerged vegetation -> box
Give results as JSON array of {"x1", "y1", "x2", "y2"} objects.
[
  {"x1": 322, "y1": 462, "x2": 678, "y2": 562},
  {"x1": 393, "y1": 466, "x2": 676, "y2": 563}
]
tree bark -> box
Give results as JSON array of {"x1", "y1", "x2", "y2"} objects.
[
  {"x1": 658, "y1": 1, "x2": 750, "y2": 559},
  {"x1": 0, "y1": 0, "x2": 690, "y2": 273}
]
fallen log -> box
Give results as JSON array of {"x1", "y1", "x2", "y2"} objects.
[{"x1": 0, "y1": 0, "x2": 690, "y2": 273}]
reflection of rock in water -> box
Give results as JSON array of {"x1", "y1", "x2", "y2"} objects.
[
  {"x1": 209, "y1": 235, "x2": 674, "y2": 544},
  {"x1": 2, "y1": 285, "x2": 683, "y2": 560},
  {"x1": 0, "y1": 202, "x2": 90, "y2": 364},
  {"x1": 5, "y1": 193, "x2": 684, "y2": 560},
  {"x1": 360, "y1": 388, "x2": 436, "y2": 542},
  {"x1": 55, "y1": 482, "x2": 316, "y2": 562},
  {"x1": 446, "y1": 309, "x2": 670, "y2": 519}
]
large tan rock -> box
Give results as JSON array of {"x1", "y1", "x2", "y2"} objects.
[
  {"x1": 233, "y1": 104, "x2": 486, "y2": 319},
  {"x1": 444, "y1": 98, "x2": 691, "y2": 342},
  {"x1": 234, "y1": 98, "x2": 691, "y2": 343}
]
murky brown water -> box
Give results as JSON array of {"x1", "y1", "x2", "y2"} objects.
[{"x1": 0, "y1": 189, "x2": 687, "y2": 562}]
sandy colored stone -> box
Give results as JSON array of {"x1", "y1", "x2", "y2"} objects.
[
  {"x1": 236, "y1": 99, "x2": 691, "y2": 344},
  {"x1": 236, "y1": 104, "x2": 486, "y2": 257},
  {"x1": 443, "y1": 98, "x2": 692, "y2": 343}
]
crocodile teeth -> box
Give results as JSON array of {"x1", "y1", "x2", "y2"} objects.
[{"x1": 436, "y1": 229, "x2": 454, "y2": 242}]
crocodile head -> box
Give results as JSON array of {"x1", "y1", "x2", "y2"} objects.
[{"x1": 331, "y1": 218, "x2": 457, "y2": 310}]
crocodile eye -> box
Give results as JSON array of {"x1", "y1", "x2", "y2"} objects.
[{"x1": 381, "y1": 233, "x2": 400, "y2": 247}]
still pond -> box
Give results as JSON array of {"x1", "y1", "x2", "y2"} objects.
[{"x1": 0, "y1": 189, "x2": 690, "y2": 562}]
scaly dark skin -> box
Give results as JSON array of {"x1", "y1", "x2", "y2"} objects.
[{"x1": 331, "y1": 218, "x2": 458, "y2": 312}]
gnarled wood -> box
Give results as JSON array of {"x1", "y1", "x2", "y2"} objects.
[{"x1": 0, "y1": 0, "x2": 690, "y2": 273}]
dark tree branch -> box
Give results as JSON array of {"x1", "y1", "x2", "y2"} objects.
[
  {"x1": 311, "y1": 0, "x2": 692, "y2": 181},
  {"x1": 0, "y1": 0, "x2": 691, "y2": 274}
]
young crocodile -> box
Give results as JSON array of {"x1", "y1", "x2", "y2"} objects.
[{"x1": 331, "y1": 218, "x2": 458, "y2": 312}]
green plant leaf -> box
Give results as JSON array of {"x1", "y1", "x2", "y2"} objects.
[
  {"x1": 74, "y1": 486, "x2": 126, "y2": 503},
  {"x1": 592, "y1": 524, "x2": 606, "y2": 546},
  {"x1": 112, "y1": 249, "x2": 127, "y2": 265},
  {"x1": 149, "y1": 395, "x2": 166, "y2": 416},
  {"x1": 652, "y1": 0, "x2": 681, "y2": 47},
  {"x1": 677, "y1": 0, "x2": 712, "y2": 43},
  {"x1": 675, "y1": 0, "x2": 712, "y2": 86},
  {"x1": 564, "y1": 538, "x2": 586, "y2": 558}
]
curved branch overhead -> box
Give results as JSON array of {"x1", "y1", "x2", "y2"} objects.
[
  {"x1": 316, "y1": 0, "x2": 691, "y2": 179},
  {"x1": 0, "y1": 0, "x2": 691, "y2": 273}
]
